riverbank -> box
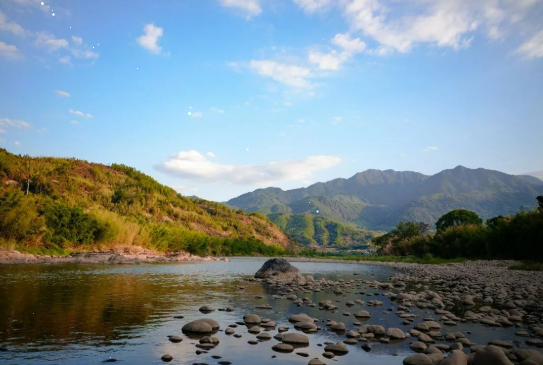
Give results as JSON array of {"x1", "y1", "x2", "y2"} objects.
[{"x1": 0, "y1": 249, "x2": 228, "y2": 265}]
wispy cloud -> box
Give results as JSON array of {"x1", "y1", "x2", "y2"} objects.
[
  {"x1": 0, "y1": 10, "x2": 30, "y2": 36},
  {"x1": 516, "y1": 31, "x2": 543, "y2": 60},
  {"x1": 0, "y1": 41, "x2": 23, "y2": 60},
  {"x1": 34, "y1": 32, "x2": 69, "y2": 52},
  {"x1": 207, "y1": 151, "x2": 216, "y2": 158},
  {"x1": 69, "y1": 109, "x2": 93, "y2": 119},
  {"x1": 0, "y1": 117, "x2": 31, "y2": 134},
  {"x1": 210, "y1": 107, "x2": 225, "y2": 114},
  {"x1": 137, "y1": 23, "x2": 164, "y2": 55},
  {"x1": 423, "y1": 146, "x2": 439, "y2": 152},
  {"x1": 217, "y1": 0, "x2": 262, "y2": 18},
  {"x1": 157, "y1": 150, "x2": 341, "y2": 186},
  {"x1": 249, "y1": 60, "x2": 313, "y2": 88},
  {"x1": 54, "y1": 90, "x2": 70, "y2": 98},
  {"x1": 190, "y1": 111, "x2": 203, "y2": 118},
  {"x1": 292, "y1": 0, "x2": 333, "y2": 14}
]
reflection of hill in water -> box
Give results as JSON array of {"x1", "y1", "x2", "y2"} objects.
[{"x1": 0, "y1": 264, "x2": 244, "y2": 346}]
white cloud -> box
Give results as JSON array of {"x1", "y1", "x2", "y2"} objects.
[
  {"x1": 332, "y1": 116, "x2": 342, "y2": 125},
  {"x1": 14, "y1": 141, "x2": 20, "y2": 146},
  {"x1": 0, "y1": 10, "x2": 29, "y2": 36},
  {"x1": 249, "y1": 60, "x2": 313, "y2": 88},
  {"x1": 190, "y1": 111, "x2": 203, "y2": 118},
  {"x1": 71, "y1": 36, "x2": 83, "y2": 46},
  {"x1": 308, "y1": 50, "x2": 345, "y2": 70},
  {"x1": 71, "y1": 48, "x2": 99, "y2": 59},
  {"x1": 516, "y1": 31, "x2": 543, "y2": 59},
  {"x1": 332, "y1": 33, "x2": 366, "y2": 54},
  {"x1": 54, "y1": 90, "x2": 70, "y2": 98},
  {"x1": 157, "y1": 150, "x2": 341, "y2": 186},
  {"x1": 423, "y1": 146, "x2": 439, "y2": 152},
  {"x1": 342, "y1": 0, "x2": 540, "y2": 55},
  {"x1": 292, "y1": 0, "x2": 333, "y2": 13},
  {"x1": 0, "y1": 117, "x2": 31, "y2": 131},
  {"x1": 137, "y1": 23, "x2": 164, "y2": 55},
  {"x1": 0, "y1": 41, "x2": 23, "y2": 60},
  {"x1": 69, "y1": 120, "x2": 79, "y2": 125},
  {"x1": 207, "y1": 151, "x2": 216, "y2": 158},
  {"x1": 217, "y1": 0, "x2": 262, "y2": 17},
  {"x1": 59, "y1": 56, "x2": 71, "y2": 64},
  {"x1": 69, "y1": 109, "x2": 93, "y2": 119},
  {"x1": 35, "y1": 32, "x2": 69, "y2": 52},
  {"x1": 211, "y1": 107, "x2": 225, "y2": 114}
]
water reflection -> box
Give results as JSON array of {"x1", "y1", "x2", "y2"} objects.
[{"x1": 0, "y1": 259, "x2": 532, "y2": 365}]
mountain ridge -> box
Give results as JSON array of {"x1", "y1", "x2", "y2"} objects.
[{"x1": 227, "y1": 166, "x2": 543, "y2": 231}]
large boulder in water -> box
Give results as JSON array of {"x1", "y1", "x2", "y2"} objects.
[{"x1": 254, "y1": 258, "x2": 306, "y2": 284}]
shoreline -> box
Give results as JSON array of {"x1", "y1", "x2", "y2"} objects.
[{"x1": 0, "y1": 249, "x2": 228, "y2": 265}]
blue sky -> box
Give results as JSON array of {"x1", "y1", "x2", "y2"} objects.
[{"x1": 1, "y1": 0, "x2": 542, "y2": 201}]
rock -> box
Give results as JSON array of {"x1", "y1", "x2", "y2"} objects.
[
  {"x1": 199, "y1": 305, "x2": 215, "y2": 313},
  {"x1": 273, "y1": 343, "x2": 294, "y2": 353},
  {"x1": 354, "y1": 310, "x2": 371, "y2": 318},
  {"x1": 225, "y1": 328, "x2": 234, "y2": 335},
  {"x1": 361, "y1": 343, "x2": 372, "y2": 352},
  {"x1": 473, "y1": 345, "x2": 514, "y2": 365},
  {"x1": 386, "y1": 328, "x2": 407, "y2": 340},
  {"x1": 167, "y1": 335, "x2": 183, "y2": 343},
  {"x1": 182, "y1": 319, "x2": 219, "y2": 334},
  {"x1": 322, "y1": 352, "x2": 335, "y2": 359},
  {"x1": 244, "y1": 314, "x2": 262, "y2": 324},
  {"x1": 324, "y1": 342, "x2": 348, "y2": 354},
  {"x1": 308, "y1": 359, "x2": 325, "y2": 365},
  {"x1": 161, "y1": 354, "x2": 173, "y2": 362},
  {"x1": 410, "y1": 342, "x2": 427, "y2": 352},
  {"x1": 290, "y1": 313, "x2": 314, "y2": 323},
  {"x1": 257, "y1": 332, "x2": 272, "y2": 340},
  {"x1": 403, "y1": 354, "x2": 433, "y2": 365},
  {"x1": 255, "y1": 258, "x2": 305, "y2": 284},
  {"x1": 200, "y1": 336, "x2": 219, "y2": 344},
  {"x1": 488, "y1": 339, "x2": 513, "y2": 349},
  {"x1": 282, "y1": 333, "x2": 309, "y2": 345},
  {"x1": 441, "y1": 350, "x2": 468, "y2": 365}
]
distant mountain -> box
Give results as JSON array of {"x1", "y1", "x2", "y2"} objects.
[
  {"x1": 517, "y1": 175, "x2": 543, "y2": 186},
  {"x1": 227, "y1": 166, "x2": 543, "y2": 232},
  {"x1": 268, "y1": 213, "x2": 376, "y2": 248},
  {"x1": 519, "y1": 170, "x2": 543, "y2": 183}
]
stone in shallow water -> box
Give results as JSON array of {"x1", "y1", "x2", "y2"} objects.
[
  {"x1": 167, "y1": 335, "x2": 183, "y2": 343},
  {"x1": 273, "y1": 343, "x2": 294, "y2": 353},
  {"x1": 161, "y1": 354, "x2": 173, "y2": 362},
  {"x1": 282, "y1": 333, "x2": 309, "y2": 345}
]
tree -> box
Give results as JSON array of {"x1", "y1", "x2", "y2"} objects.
[
  {"x1": 537, "y1": 196, "x2": 543, "y2": 213},
  {"x1": 436, "y1": 209, "x2": 482, "y2": 231}
]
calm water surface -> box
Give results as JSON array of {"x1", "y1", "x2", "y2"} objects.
[{"x1": 0, "y1": 258, "x2": 530, "y2": 364}]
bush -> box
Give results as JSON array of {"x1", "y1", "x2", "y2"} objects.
[
  {"x1": 42, "y1": 203, "x2": 100, "y2": 247},
  {"x1": 436, "y1": 209, "x2": 483, "y2": 231}
]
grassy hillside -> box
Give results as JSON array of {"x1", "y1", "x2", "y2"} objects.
[
  {"x1": 0, "y1": 149, "x2": 291, "y2": 256},
  {"x1": 268, "y1": 213, "x2": 376, "y2": 248},
  {"x1": 228, "y1": 167, "x2": 543, "y2": 231}
]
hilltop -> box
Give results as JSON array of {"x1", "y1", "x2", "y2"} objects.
[
  {"x1": 0, "y1": 149, "x2": 291, "y2": 256},
  {"x1": 227, "y1": 166, "x2": 543, "y2": 231}
]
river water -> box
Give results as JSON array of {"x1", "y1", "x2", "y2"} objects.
[{"x1": 0, "y1": 258, "x2": 532, "y2": 364}]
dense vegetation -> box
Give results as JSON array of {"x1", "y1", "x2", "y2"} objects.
[
  {"x1": 0, "y1": 149, "x2": 291, "y2": 256},
  {"x1": 227, "y1": 166, "x2": 543, "y2": 231},
  {"x1": 372, "y1": 200, "x2": 543, "y2": 261},
  {"x1": 268, "y1": 212, "x2": 376, "y2": 248}
]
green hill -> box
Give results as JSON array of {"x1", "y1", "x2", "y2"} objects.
[
  {"x1": 227, "y1": 166, "x2": 543, "y2": 231},
  {"x1": 268, "y1": 213, "x2": 376, "y2": 248},
  {"x1": 0, "y1": 149, "x2": 291, "y2": 256}
]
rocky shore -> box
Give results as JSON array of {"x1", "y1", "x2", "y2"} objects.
[
  {"x1": 156, "y1": 258, "x2": 543, "y2": 365},
  {"x1": 0, "y1": 249, "x2": 228, "y2": 265}
]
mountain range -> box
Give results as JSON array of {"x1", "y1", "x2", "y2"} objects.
[{"x1": 227, "y1": 166, "x2": 543, "y2": 233}]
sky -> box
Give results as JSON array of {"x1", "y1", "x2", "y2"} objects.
[{"x1": 0, "y1": 0, "x2": 542, "y2": 201}]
